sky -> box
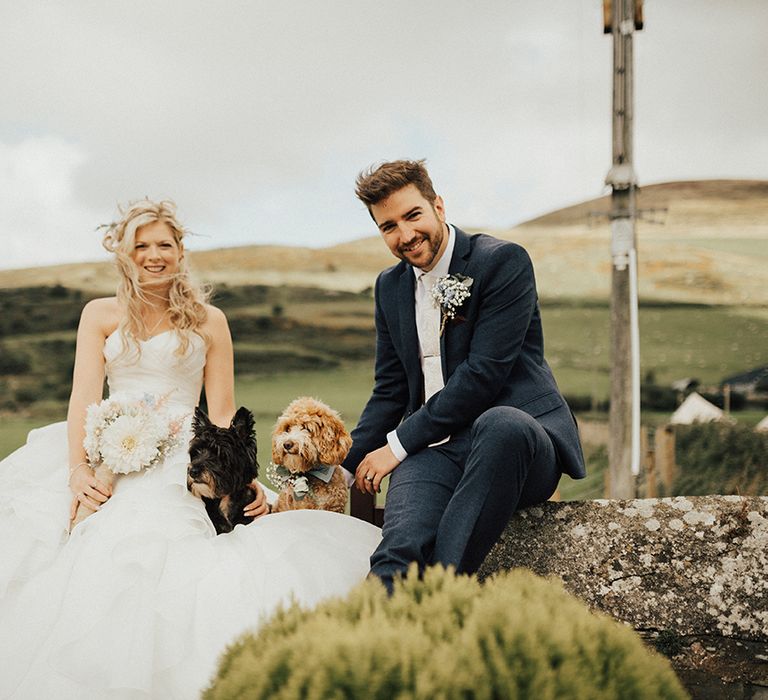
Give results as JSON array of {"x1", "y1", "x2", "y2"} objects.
[{"x1": 1, "y1": 1, "x2": 766, "y2": 270}]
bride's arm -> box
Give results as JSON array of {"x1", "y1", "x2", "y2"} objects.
[
  {"x1": 67, "y1": 300, "x2": 114, "y2": 515},
  {"x1": 202, "y1": 306, "x2": 236, "y2": 428}
]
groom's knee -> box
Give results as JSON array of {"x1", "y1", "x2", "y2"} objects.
[
  {"x1": 473, "y1": 406, "x2": 537, "y2": 443},
  {"x1": 470, "y1": 406, "x2": 541, "y2": 467}
]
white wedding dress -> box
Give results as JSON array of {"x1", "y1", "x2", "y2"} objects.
[{"x1": 0, "y1": 330, "x2": 381, "y2": 699}]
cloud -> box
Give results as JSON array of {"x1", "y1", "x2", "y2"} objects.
[
  {"x1": 0, "y1": 136, "x2": 108, "y2": 268},
  {"x1": 635, "y1": 1, "x2": 768, "y2": 181},
  {"x1": 0, "y1": 1, "x2": 765, "y2": 269}
]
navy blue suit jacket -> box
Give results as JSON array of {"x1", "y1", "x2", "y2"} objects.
[{"x1": 342, "y1": 227, "x2": 586, "y2": 480}]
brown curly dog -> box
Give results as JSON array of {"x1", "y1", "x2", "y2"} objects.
[{"x1": 271, "y1": 397, "x2": 352, "y2": 513}]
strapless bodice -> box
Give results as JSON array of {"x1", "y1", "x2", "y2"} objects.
[{"x1": 104, "y1": 330, "x2": 206, "y2": 410}]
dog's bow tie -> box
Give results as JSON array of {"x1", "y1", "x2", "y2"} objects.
[{"x1": 274, "y1": 464, "x2": 336, "y2": 483}]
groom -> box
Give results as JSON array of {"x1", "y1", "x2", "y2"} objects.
[{"x1": 340, "y1": 160, "x2": 585, "y2": 591}]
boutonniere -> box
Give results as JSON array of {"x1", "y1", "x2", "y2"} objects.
[{"x1": 431, "y1": 274, "x2": 473, "y2": 335}]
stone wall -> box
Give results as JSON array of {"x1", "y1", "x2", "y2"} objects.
[{"x1": 478, "y1": 496, "x2": 768, "y2": 698}]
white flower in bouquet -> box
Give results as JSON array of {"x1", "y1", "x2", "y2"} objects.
[
  {"x1": 99, "y1": 413, "x2": 165, "y2": 475},
  {"x1": 83, "y1": 397, "x2": 121, "y2": 459}
]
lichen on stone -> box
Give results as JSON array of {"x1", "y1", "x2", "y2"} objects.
[
  {"x1": 481, "y1": 495, "x2": 768, "y2": 646},
  {"x1": 671, "y1": 497, "x2": 694, "y2": 512},
  {"x1": 682, "y1": 510, "x2": 716, "y2": 526}
]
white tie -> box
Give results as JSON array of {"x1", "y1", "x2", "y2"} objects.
[{"x1": 416, "y1": 272, "x2": 444, "y2": 403}]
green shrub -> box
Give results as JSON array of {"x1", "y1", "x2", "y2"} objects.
[
  {"x1": 14, "y1": 386, "x2": 37, "y2": 405},
  {"x1": 563, "y1": 394, "x2": 608, "y2": 413},
  {"x1": 42, "y1": 380, "x2": 73, "y2": 401},
  {"x1": 674, "y1": 423, "x2": 768, "y2": 496},
  {"x1": 641, "y1": 382, "x2": 678, "y2": 411},
  {"x1": 0, "y1": 347, "x2": 31, "y2": 375},
  {"x1": 205, "y1": 566, "x2": 686, "y2": 700},
  {"x1": 698, "y1": 390, "x2": 747, "y2": 411}
]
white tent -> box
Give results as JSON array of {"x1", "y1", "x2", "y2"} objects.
[
  {"x1": 670, "y1": 392, "x2": 733, "y2": 425},
  {"x1": 756, "y1": 415, "x2": 768, "y2": 433}
]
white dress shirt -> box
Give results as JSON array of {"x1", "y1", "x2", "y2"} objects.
[{"x1": 387, "y1": 225, "x2": 456, "y2": 462}]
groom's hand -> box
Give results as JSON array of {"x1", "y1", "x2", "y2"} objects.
[
  {"x1": 244, "y1": 480, "x2": 270, "y2": 519},
  {"x1": 355, "y1": 445, "x2": 400, "y2": 495}
]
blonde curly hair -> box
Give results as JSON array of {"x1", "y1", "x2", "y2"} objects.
[{"x1": 101, "y1": 199, "x2": 209, "y2": 359}]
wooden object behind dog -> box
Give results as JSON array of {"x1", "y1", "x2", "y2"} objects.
[
  {"x1": 350, "y1": 489, "x2": 384, "y2": 527},
  {"x1": 351, "y1": 487, "x2": 560, "y2": 525},
  {"x1": 656, "y1": 424, "x2": 676, "y2": 492}
]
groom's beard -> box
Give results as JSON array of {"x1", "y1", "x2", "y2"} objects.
[{"x1": 396, "y1": 223, "x2": 444, "y2": 269}]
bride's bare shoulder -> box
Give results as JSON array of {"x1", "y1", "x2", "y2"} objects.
[
  {"x1": 80, "y1": 297, "x2": 120, "y2": 337},
  {"x1": 198, "y1": 304, "x2": 231, "y2": 340}
]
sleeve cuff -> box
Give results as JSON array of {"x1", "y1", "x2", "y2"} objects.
[
  {"x1": 387, "y1": 430, "x2": 408, "y2": 463},
  {"x1": 340, "y1": 468, "x2": 355, "y2": 488}
]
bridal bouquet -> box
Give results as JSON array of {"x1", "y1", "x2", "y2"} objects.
[
  {"x1": 83, "y1": 393, "x2": 185, "y2": 475},
  {"x1": 71, "y1": 393, "x2": 186, "y2": 527}
]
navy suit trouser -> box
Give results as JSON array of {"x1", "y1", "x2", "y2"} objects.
[{"x1": 370, "y1": 406, "x2": 560, "y2": 591}]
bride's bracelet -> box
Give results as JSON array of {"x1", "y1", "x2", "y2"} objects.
[{"x1": 68, "y1": 461, "x2": 90, "y2": 484}]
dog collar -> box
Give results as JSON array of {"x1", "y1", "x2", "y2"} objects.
[
  {"x1": 273, "y1": 464, "x2": 336, "y2": 483},
  {"x1": 306, "y1": 464, "x2": 336, "y2": 483}
]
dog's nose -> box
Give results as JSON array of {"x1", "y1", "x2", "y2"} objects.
[
  {"x1": 283, "y1": 440, "x2": 294, "y2": 452},
  {"x1": 188, "y1": 464, "x2": 201, "y2": 479}
]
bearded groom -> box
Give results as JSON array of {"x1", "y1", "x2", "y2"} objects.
[{"x1": 341, "y1": 160, "x2": 585, "y2": 592}]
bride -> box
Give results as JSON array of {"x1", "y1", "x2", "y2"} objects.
[{"x1": 0, "y1": 200, "x2": 381, "y2": 699}]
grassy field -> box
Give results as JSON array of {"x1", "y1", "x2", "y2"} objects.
[
  {"x1": 0, "y1": 417, "x2": 56, "y2": 461},
  {"x1": 542, "y1": 302, "x2": 768, "y2": 398},
  {"x1": 2, "y1": 294, "x2": 766, "y2": 503},
  {"x1": 0, "y1": 363, "x2": 603, "y2": 500},
  {"x1": 1, "y1": 363, "x2": 763, "y2": 502}
]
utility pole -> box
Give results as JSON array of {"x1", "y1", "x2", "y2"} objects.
[{"x1": 604, "y1": 0, "x2": 643, "y2": 498}]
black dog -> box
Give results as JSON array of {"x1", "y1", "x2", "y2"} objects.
[{"x1": 187, "y1": 406, "x2": 259, "y2": 534}]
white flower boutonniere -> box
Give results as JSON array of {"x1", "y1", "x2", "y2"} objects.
[{"x1": 431, "y1": 274, "x2": 473, "y2": 335}]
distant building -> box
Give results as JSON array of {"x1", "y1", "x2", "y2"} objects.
[
  {"x1": 670, "y1": 392, "x2": 735, "y2": 426},
  {"x1": 721, "y1": 365, "x2": 768, "y2": 400}
]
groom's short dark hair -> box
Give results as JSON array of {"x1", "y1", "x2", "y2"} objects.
[{"x1": 355, "y1": 159, "x2": 437, "y2": 209}]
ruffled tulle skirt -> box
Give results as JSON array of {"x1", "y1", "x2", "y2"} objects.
[{"x1": 0, "y1": 422, "x2": 380, "y2": 699}]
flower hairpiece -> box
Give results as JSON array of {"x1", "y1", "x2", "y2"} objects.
[{"x1": 431, "y1": 274, "x2": 473, "y2": 334}]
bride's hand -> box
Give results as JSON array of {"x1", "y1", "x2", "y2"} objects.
[
  {"x1": 68, "y1": 463, "x2": 112, "y2": 517},
  {"x1": 244, "y1": 480, "x2": 270, "y2": 519}
]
